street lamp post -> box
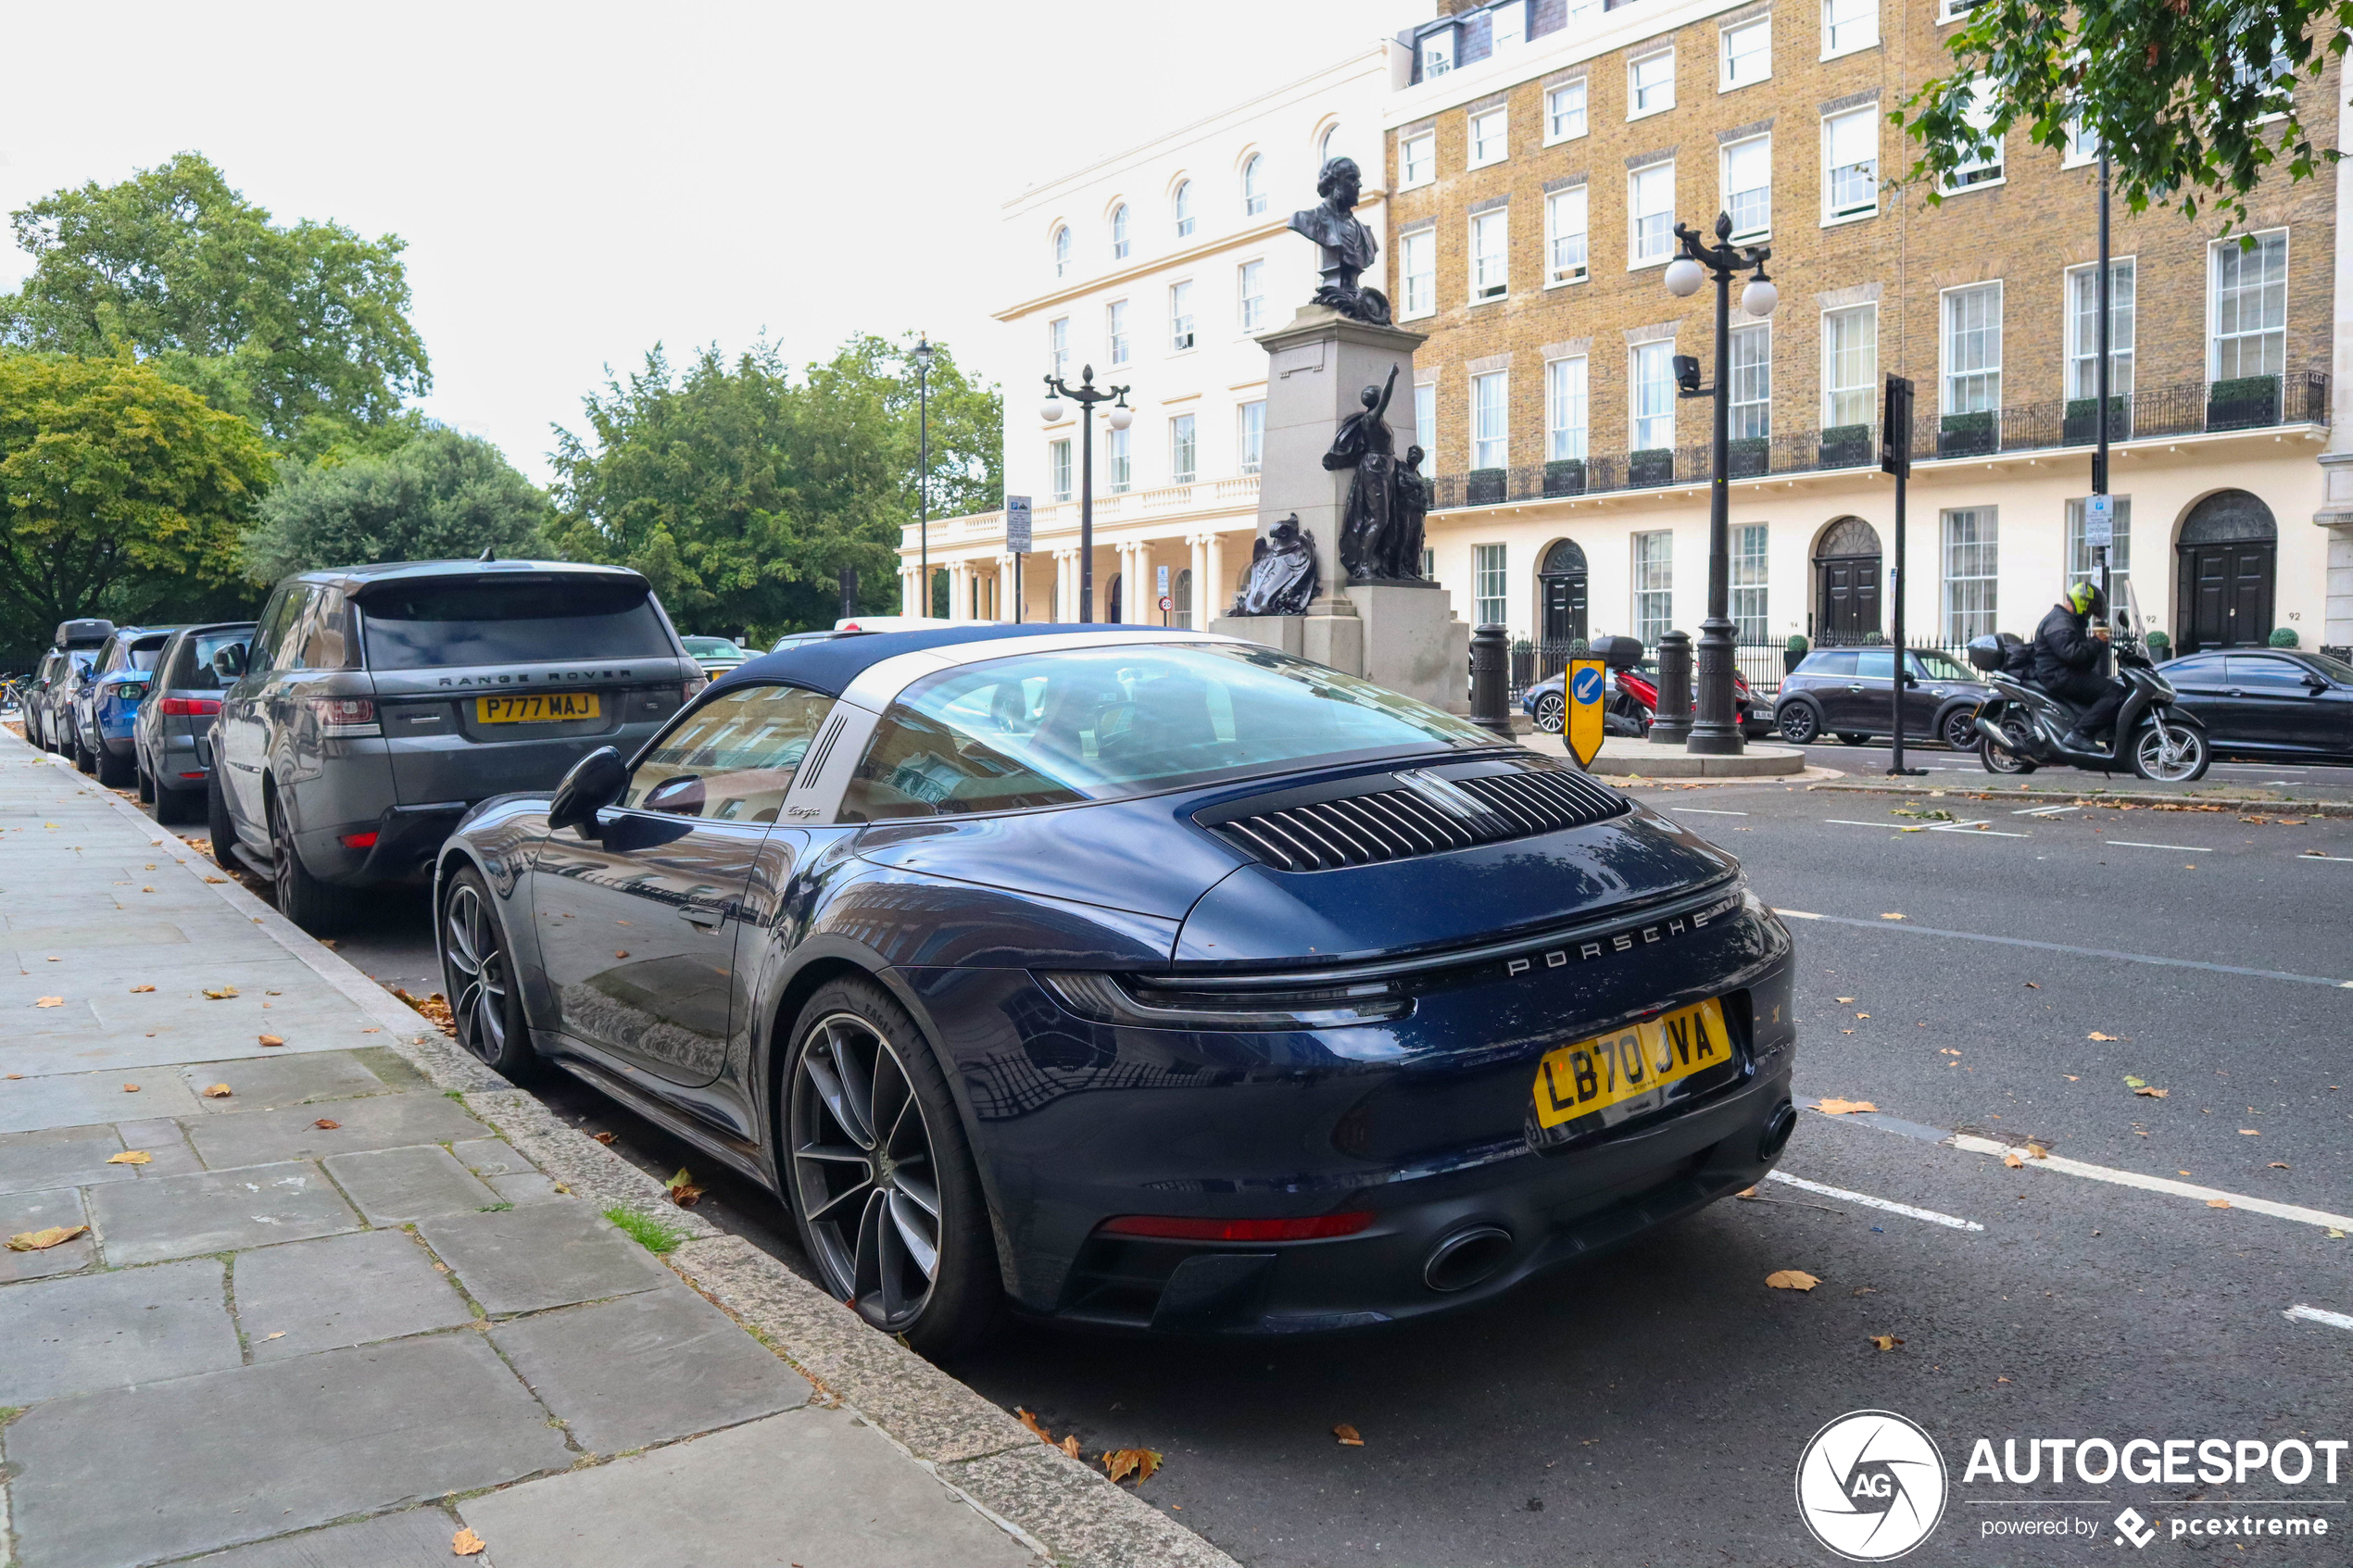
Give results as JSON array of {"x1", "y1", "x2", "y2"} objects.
[
  {"x1": 1663, "y1": 212, "x2": 1777, "y2": 757},
  {"x1": 914, "y1": 337, "x2": 933, "y2": 617},
  {"x1": 1039, "y1": 366, "x2": 1132, "y2": 622}
]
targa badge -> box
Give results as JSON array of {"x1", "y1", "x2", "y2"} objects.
[{"x1": 1795, "y1": 1410, "x2": 1948, "y2": 1561}]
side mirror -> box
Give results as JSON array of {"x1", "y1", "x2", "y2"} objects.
[
  {"x1": 211, "y1": 644, "x2": 247, "y2": 680},
  {"x1": 548, "y1": 746, "x2": 628, "y2": 835},
  {"x1": 640, "y1": 773, "x2": 706, "y2": 818}
]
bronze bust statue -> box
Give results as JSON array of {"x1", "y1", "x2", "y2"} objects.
[
  {"x1": 1288, "y1": 157, "x2": 1391, "y2": 327},
  {"x1": 1230, "y1": 514, "x2": 1319, "y2": 616}
]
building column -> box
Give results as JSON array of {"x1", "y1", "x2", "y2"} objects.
[
  {"x1": 1187, "y1": 534, "x2": 1210, "y2": 627},
  {"x1": 947, "y1": 559, "x2": 971, "y2": 622},
  {"x1": 1205, "y1": 533, "x2": 1231, "y2": 621},
  {"x1": 900, "y1": 568, "x2": 918, "y2": 617},
  {"x1": 1119, "y1": 542, "x2": 1144, "y2": 623}
]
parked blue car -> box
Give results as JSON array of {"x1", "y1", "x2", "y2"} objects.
[
  {"x1": 434, "y1": 623, "x2": 1799, "y2": 1352},
  {"x1": 74, "y1": 628, "x2": 182, "y2": 787}
]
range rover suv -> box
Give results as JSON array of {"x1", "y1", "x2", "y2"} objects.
[{"x1": 209, "y1": 560, "x2": 702, "y2": 932}]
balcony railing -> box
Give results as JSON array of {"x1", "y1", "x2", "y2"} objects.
[{"x1": 1433, "y1": 371, "x2": 2328, "y2": 512}]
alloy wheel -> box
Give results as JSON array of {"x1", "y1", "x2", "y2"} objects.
[
  {"x1": 790, "y1": 1012, "x2": 943, "y2": 1332},
  {"x1": 1779, "y1": 704, "x2": 1818, "y2": 745},
  {"x1": 2133, "y1": 720, "x2": 2206, "y2": 783},
  {"x1": 442, "y1": 880, "x2": 511, "y2": 1063},
  {"x1": 1942, "y1": 709, "x2": 1981, "y2": 751},
  {"x1": 1980, "y1": 713, "x2": 2038, "y2": 774},
  {"x1": 1533, "y1": 693, "x2": 1566, "y2": 734}
]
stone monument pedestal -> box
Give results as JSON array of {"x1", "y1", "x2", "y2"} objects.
[{"x1": 1352, "y1": 582, "x2": 1472, "y2": 715}]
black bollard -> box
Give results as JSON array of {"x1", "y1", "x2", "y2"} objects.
[
  {"x1": 1650, "y1": 630, "x2": 1692, "y2": 744},
  {"x1": 1470, "y1": 623, "x2": 1513, "y2": 738}
]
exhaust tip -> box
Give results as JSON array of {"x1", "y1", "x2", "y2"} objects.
[
  {"x1": 1759, "y1": 1101, "x2": 1798, "y2": 1162},
  {"x1": 1423, "y1": 1225, "x2": 1514, "y2": 1293}
]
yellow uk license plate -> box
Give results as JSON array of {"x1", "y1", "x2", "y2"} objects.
[
  {"x1": 475, "y1": 693, "x2": 599, "y2": 724},
  {"x1": 1530, "y1": 997, "x2": 1733, "y2": 1133}
]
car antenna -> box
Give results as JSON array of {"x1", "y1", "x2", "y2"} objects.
[{"x1": 480, "y1": 546, "x2": 496, "y2": 562}]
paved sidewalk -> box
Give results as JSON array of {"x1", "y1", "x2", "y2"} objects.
[{"x1": 0, "y1": 729, "x2": 1232, "y2": 1568}]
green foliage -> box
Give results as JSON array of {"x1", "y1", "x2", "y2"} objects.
[
  {"x1": 2270, "y1": 625, "x2": 2300, "y2": 647},
  {"x1": 1895, "y1": 1, "x2": 2344, "y2": 231},
  {"x1": 548, "y1": 333, "x2": 1001, "y2": 643},
  {"x1": 0, "y1": 153, "x2": 428, "y2": 457},
  {"x1": 0, "y1": 351, "x2": 272, "y2": 662},
  {"x1": 243, "y1": 427, "x2": 550, "y2": 583},
  {"x1": 602, "y1": 1206, "x2": 685, "y2": 1254},
  {"x1": 1787, "y1": 633, "x2": 1810, "y2": 653}
]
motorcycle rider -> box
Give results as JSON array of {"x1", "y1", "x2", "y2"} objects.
[{"x1": 2032, "y1": 581, "x2": 2123, "y2": 753}]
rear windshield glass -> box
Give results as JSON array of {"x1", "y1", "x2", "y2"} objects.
[
  {"x1": 174, "y1": 629, "x2": 254, "y2": 691},
  {"x1": 841, "y1": 643, "x2": 1502, "y2": 820},
  {"x1": 124, "y1": 638, "x2": 169, "y2": 672},
  {"x1": 356, "y1": 578, "x2": 673, "y2": 671}
]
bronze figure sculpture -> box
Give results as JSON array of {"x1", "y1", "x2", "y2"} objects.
[
  {"x1": 1288, "y1": 157, "x2": 1391, "y2": 326},
  {"x1": 1327, "y1": 365, "x2": 1400, "y2": 582},
  {"x1": 1229, "y1": 514, "x2": 1319, "y2": 615}
]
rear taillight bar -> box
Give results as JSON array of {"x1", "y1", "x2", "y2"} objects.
[{"x1": 157, "y1": 696, "x2": 220, "y2": 717}]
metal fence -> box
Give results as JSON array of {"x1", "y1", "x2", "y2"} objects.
[
  {"x1": 1501, "y1": 634, "x2": 1985, "y2": 703},
  {"x1": 1431, "y1": 372, "x2": 2329, "y2": 513}
]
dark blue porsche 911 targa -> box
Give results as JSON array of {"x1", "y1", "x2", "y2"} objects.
[{"x1": 434, "y1": 624, "x2": 1797, "y2": 1351}]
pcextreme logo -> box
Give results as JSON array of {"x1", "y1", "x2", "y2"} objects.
[{"x1": 1796, "y1": 1410, "x2": 1950, "y2": 1561}]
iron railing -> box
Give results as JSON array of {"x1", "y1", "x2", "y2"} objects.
[
  {"x1": 1434, "y1": 371, "x2": 2328, "y2": 513},
  {"x1": 1502, "y1": 633, "x2": 1990, "y2": 702}
]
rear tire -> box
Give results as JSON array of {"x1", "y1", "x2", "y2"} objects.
[
  {"x1": 1979, "y1": 711, "x2": 2039, "y2": 774},
  {"x1": 265, "y1": 787, "x2": 356, "y2": 935},
  {"x1": 135, "y1": 755, "x2": 154, "y2": 803},
  {"x1": 438, "y1": 865, "x2": 541, "y2": 1082},
  {"x1": 155, "y1": 774, "x2": 198, "y2": 825},
  {"x1": 206, "y1": 770, "x2": 243, "y2": 872},
  {"x1": 1776, "y1": 702, "x2": 1820, "y2": 745},
  {"x1": 1837, "y1": 732, "x2": 1872, "y2": 746},
  {"x1": 782, "y1": 976, "x2": 1002, "y2": 1357}
]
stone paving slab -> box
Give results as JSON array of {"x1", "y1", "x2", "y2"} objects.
[
  {"x1": 183, "y1": 1089, "x2": 484, "y2": 1168},
  {"x1": 0, "y1": 1067, "x2": 204, "y2": 1135},
  {"x1": 4, "y1": 1333, "x2": 575, "y2": 1568},
  {"x1": 0, "y1": 1025, "x2": 374, "y2": 1083},
  {"x1": 415, "y1": 1200, "x2": 672, "y2": 1316},
  {"x1": 87, "y1": 1160, "x2": 359, "y2": 1265},
  {"x1": 231, "y1": 1229, "x2": 475, "y2": 1361},
  {"x1": 0, "y1": 1185, "x2": 95, "y2": 1283},
  {"x1": 450, "y1": 1136, "x2": 528, "y2": 1175},
  {"x1": 116, "y1": 1115, "x2": 205, "y2": 1177},
  {"x1": 177, "y1": 1506, "x2": 469, "y2": 1568},
  {"x1": 486, "y1": 1169, "x2": 565, "y2": 1206},
  {"x1": 323, "y1": 1144, "x2": 499, "y2": 1224},
  {"x1": 490, "y1": 1286, "x2": 810, "y2": 1455},
  {"x1": 0, "y1": 1125, "x2": 132, "y2": 1196},
  {"x1": 458, "y1": 1410, "x2": 1036, "y2": 1568},
  {"x1": 0, "y1": 1256, "x2": 240, "y2": 1402},
  {"x1": 179, "y1": 1050, "x2": 396, "y2": 1112}
]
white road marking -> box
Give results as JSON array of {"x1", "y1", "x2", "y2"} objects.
[
  {"x1": 2105, "y1": 839, "x2": 2214, "y2": 852},
  {"x1": 1765, "y1": 1171, "x2": 1985, "y2": 1232},
  {"x1": 1774, "y1": 908, "x2": 1820, "y2": 919},
  {"x1": 1948, "y1": 1135, "x2": 2353, "y2": 1233},
  {"x1": 1823, "y1": 819, "x2": 1902, "y2": 828},
  {"x1": 2297, "y1": 854, "x2": 2353, "y2": 863},
  {"x1": 2284, "y1": 1304, "x2": 2353, "y2": 1332},
  {"x1": 2013, "y1": 804, "x2": 2081, "y2": 816},
  {"x1": 1929, "y1": 822, "x2": 2032, "y2": 837},
  {"x1": 1669, "y1": 807, "x2": 1749, "y2": 815}
]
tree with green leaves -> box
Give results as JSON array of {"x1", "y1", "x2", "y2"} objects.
[
  {"x1": 1899, "y1": 2, "x2": 2343, "y2": 228},
  {"x1": 0, "y1": 352, "x2": 273, "y2": 661},
  {"x1": 241, "y1": 427, "x2": 551, "y2": 583},
  {"x1": 0, "y1": 153, "x2": 429, "y2": 457},
  {"x1": 826, "y1": 332, "x2": 1004, "y2": 521}
]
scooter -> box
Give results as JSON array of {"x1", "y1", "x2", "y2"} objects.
[{"x1": 1965, "y1": 581, "x2": 2209, "y2": 783}]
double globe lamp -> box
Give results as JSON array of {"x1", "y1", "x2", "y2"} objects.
[{"x1": 1039, "y1": 369, "x2": 1131, "y2": 623}]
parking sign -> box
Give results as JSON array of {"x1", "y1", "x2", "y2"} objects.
[
  {"x1": 1567, "y1": 658, "x2": 1606, "y2": 768},
  {"x1": 2083, "y1": 492, "x2": 2113, "y2": 548},
  {"x1": 1004, "y1": 495, "x2": 1033, "y2": 553}
]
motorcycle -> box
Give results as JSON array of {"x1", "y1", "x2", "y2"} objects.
[{"x1": 1966, "y1": 580, "x2": 2210, "y2": 783}]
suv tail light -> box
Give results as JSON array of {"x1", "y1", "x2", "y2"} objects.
[
  {"x1": 158, "y1": 696, "x2": 220, "y2": 717},
  {"x1": 683, "y1": 675, "x2": 708, "y2": 702},
  {"x1": 307, "y1": 697, "x2": 381, "y2": 736}
]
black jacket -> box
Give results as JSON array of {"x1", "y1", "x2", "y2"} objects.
[{"x1": 2031, "y1": 603, "x2": 2108, "y2": 696}]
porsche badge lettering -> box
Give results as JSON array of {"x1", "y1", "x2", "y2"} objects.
[{"x1": 1501, "y1": 892, "x2": 1738, "y2": 979}]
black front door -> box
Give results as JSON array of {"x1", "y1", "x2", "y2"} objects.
[
  {"x1": 1817, "y1": 557, "x2": 1881, "y2": 642},
  {"x1": 1541, "y1": 572, "x2": 1589, "y2": 646},
  {"x1": 2179, "y1": 544, "x2": 2275, "y2": 652},
  {"x1": 534, "y1": 684, "x2": 835, "y2": 1086}
]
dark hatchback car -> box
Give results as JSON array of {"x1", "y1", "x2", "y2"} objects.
[
  {"x1": 2158, "y1": 647, "x2": 2353, "y2": 761},
  {"x1": 211, "y1": 560, "x2": 703, "y2": 933},
  {"x1": 133, "y1": 622, "x2": 258, "y2": 823},
  {"x1": 74, "y1": 626, "x2": 182, "y2": 786},
  {"x1": 32, "y1": 619, "x2": 113, "y2": 760},
  {"x1": 1773, "y1": 646, "x2": 1997, "y2": 749},
  {"x1": 435, "y1": 625, "x2": 1799, "y2": 1352}
]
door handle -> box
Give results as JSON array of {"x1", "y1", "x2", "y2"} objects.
[
  {"x1": 2226, "y1": 689, "x2": 2245, "y2": 697},
  {"x1": 678, "y1": 906, "x2": 724, "y2": 929},
  {"x1": 1846, "y1": 684, "x2": 1864, "y2": 692}
]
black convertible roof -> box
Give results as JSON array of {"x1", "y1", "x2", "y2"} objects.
[{"x1": 711, "y1": 624, "x2": 1173, "y2": 700}]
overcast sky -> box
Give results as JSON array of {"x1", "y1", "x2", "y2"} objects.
[{"x1": 1, "y1": 1, "x2": 1424, "y2": 483}]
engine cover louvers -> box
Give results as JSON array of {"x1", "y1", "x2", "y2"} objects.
[{"x1": 1198, "y1": 760, "x2": 1629, "y2": 872}]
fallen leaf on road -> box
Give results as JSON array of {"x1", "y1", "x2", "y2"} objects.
[
  {"x1": 122, "y1": 1084, "x2": 139, "y2": 1093},
  {"x1": 32, "y1": 997, "x2": 62, "y2": 1008},
  {"x1": 201, "y1": 1084, "x2": 232, "y2": 1098},
  {"x1": 2122, "y1": 1074, "x2": 2146, "y2": 1087},
  {"x1": 2329, "y1": 1229, "x2": 2346, "y2": 1239},
  {"x1": 1017, "y1": 1409, "x2": 1052, "y2": 1442},
  {"x1": 1836, "y1": 997, "x2": 1856, "y2": 1003},
  {"x1": 2239, "y1": 1128, "x2": 2259, "y2": 1135},
  {"x1": 614, "y1": 950, "x2": 629, "y2": 960},
  {"x1": 2026, "y1": 1142, "x2": 2049, "y2": 1160},
  {"x1": 663, "y1": 1168, "x2": 704, "y2": 1208},
  {"x1": 2133, "y1": 1086, "x2": 2169, "y2": 1098},
  {"x1": 593, "y1": 1132, "x2": 618, "y2": 1144},
  {"x1": 1880, "y1": 912, "x2": 1906, "y2": 921},
  {"x1": 2024, "y1": 982, "x2": 2039, "y2": 988},
  {"x1": 1766, "y1": 1270, "x2": 1819, "y2": 1291},
  {"x1": 313, "y1": 1119, "x2": 340, "y2": 1130},
  {"x1": 2003, "y1": 1152, "x2": 2025, "y2": 1169},
  {"x1": 1333, "y1": 1424, "x2": 1365, "y2": 1446},
  {"x1": 3, "y1": 1073, "x2": 18, "y2": 1079},
  {"x1": 2208, "y1": 1199, "x2": 2231, "y2": 1210},
  {"x1": 204, "y1": 875, "x2": 226, "y2": 884},
  {"x1": 1851, "y1": 1287, "x2": 1879, "y2": 1297},
  {"x1": 264, "y1": 1331, "x2": 284, "y2": 1340},
  {"x1": 1869, "y1": 1336, "x2": 1904, "y2": 1351},
  {"x1": 452, "y1": 1527, "x2": 485, "y2": 1557},
  {"x1": 2269, "y1": 1162, "x2": 2290, "y2": 1170},
  {"x1": 6, "y1": 1224, "x2": 87, "y2": 1251},
  {"x1": 129, "y1": 984, "x2": 155, "y2": 993},
  {"x1": 258, "y1": 1035, "x2": 284, "y2": 1047},
  {"x1": 202, "y1": 985, "x2": 238, "y2": 999},
  {"x1": 1103, "y1": 1449, "x2": 1163, "y2": 1485},
  {"x1": 1735, "y1": 1186, "x2": 1758, "y2": 1198},
  {"x1": 1815, "y1": 1098, "x2": 1878, "y2": 1116},
  {"x1": 552, "y1": 1183, "x2": 571, "y2": 1194},
  {"x1": 107, "y1": 1150, "x2": 151, "y2": 1164},
  {"x1": 1061, "y1": 1434, "x2": 1081, "y2": 1457},
  {"x1": 2088, "y1": 1032, "x2": 2120, "y2": 1041},
  {"x1": 2064, "y1": 1074, "x2": 2080, "y2": 1081}
]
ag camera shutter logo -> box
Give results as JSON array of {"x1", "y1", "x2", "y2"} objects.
[{"x1": 1795, "y1": 1410, "x2": 1949, "y2": 1561}]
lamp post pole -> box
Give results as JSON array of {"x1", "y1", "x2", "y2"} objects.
[
  {"x1": 1040, "y1": 367, "x2": 1132, "y2": 623},
  {"x1": 914, "y1": 337, "x2": 933, "y2": 617},
  {"x1": 1663, "y1": 213, "x2": 1776, "y2": 756}
]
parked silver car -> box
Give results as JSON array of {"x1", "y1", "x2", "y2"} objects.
[
  {"x1": 30, "y1": 620, "x2": 112, "y2": 759},
  {"x1": 133, "y1": 621, "x2": 257, "y2": 824},
  {"x1": 208, "y1": 560, "x2": 703, "y2": 932}
]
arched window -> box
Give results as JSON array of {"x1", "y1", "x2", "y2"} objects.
[
  {"x1": 1110, "y1": 204, "x2": 1130, "y2": 260},
  {"x1": 1052, "y1": 225, "x2": 1071, "y2": 278},
  {"x1": 1241, "y1": 154, "x2": 1265, "y2": 216},
  {"x1": 1174, "y1": 181, "x2": 1195, "y2": 238}
]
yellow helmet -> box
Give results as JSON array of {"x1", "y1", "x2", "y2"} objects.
[{"x1": 2067, "y1": 582, "x2": 2097, "y2": 614}]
